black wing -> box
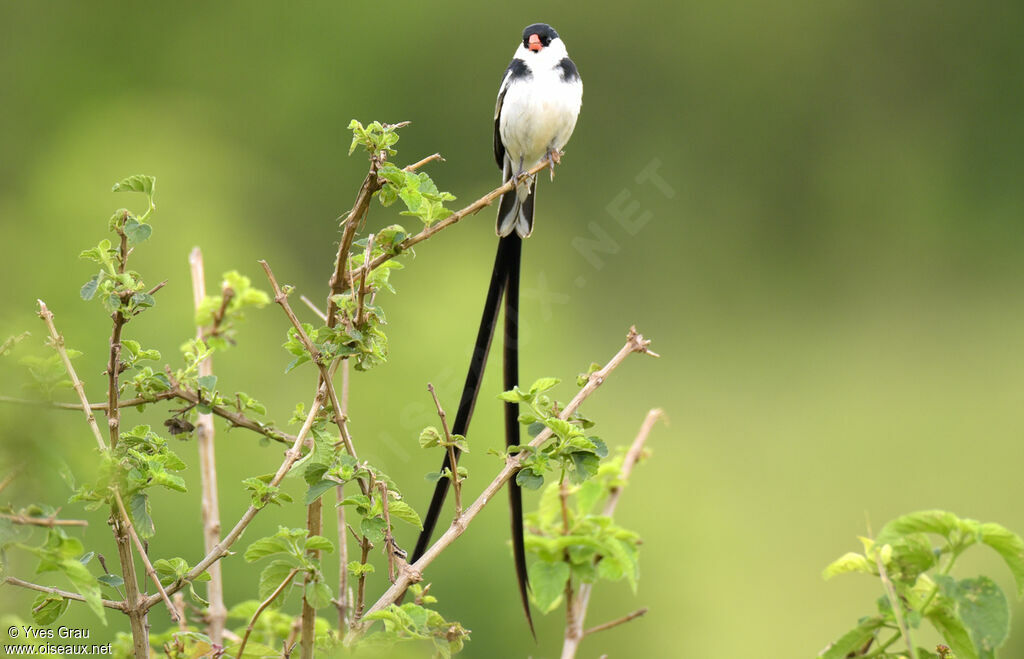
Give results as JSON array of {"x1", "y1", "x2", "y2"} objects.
[{"x1": 494, "y1": 59, "x2": 531, "y2": 170}]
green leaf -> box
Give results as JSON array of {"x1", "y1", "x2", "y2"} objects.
[
  {"x1": 387, "y1": 500, "x2": 423, "y2": 530},
  {"x1": 197, "y1": 374, "x2": 217, "y2": 392},
  {"x1": 31, "y1": 593, "x2": 69, "y2": 625},
  {"x1": 529, "y1": 377, "x2": 560, "y2": 394},
  {"x1": 822, "y1": 552, "x2": 873, "y2": 580},
  {"x1": 875, "y1": 510, "x2": 962, "y2": 545},
  {"x1": 544, "y1": 418, "x2": 576, "y2": 440},
  {"x1": 419, "y1": 426, "x2": 442, "y2": 449},
  {"x1": 128, "y1": 492, "x2": 155, "y2": 539},
  {"x1": 305, "y1": 535, "x2": 335, "y2": 552},
  {"x1": 948, "y1": 576, "x2": 1010, "y2": 659},
  {"x1": 979, "y1": 522, "x2": 1024, "y2": 599},
  {"x1": 59, "y1": 557, "x2": 105, "y2": 624},
  {"x1": 305, "y1": 580, "x2": 333, "y2": 609},
  {"x1": 258, "y1": 560, "x2": 297, "y2": 601},
  {"x1": 527, "y1": 561, "x2": 570, "y2": 614},
  {"x1": 497, "y1": 388, "x2": 528, "y2": 403},
  {"x1": 305, "y1": 479, "x2": 336, "y2": 505},
  {"x1": 153, "y1": 557, "x2": 189, "y2": 586},
  {"x1": 80, "y1": 274, "x2": 101, "y2": 300},
  {"x1": 361, "y1": 516, "x2": 387, "y2": 545},
  {"x1": 112, "y1": 175, "x2": 156, "y2": 196},
  {"x1": 516, "y1": 469, "x2": 544, "y2": 490},
  {"x1": 347, "y1": 561, "x2": 375, "y2": 577},
  {"x1": 97, "y1": 574, "x2": 124, "y2": 589},
  {"x1": 928, "y1": 592, "x2": 981, "y2": 659},
  {"x1": 817, "y1": 617, "x2": 884, "y2": 659},
  {"x1": 244, "y1": 536, "x2": 292, "y2": 562},
  {"x1": 124, "y1": 218, "x2": 152, "y2": 244}
]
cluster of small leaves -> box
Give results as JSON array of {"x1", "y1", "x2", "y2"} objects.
[
  {"x1": 79, "y1": 175, "x2": 157, "y2": 315},
  {"x1": 348, "y1": 119, "x2": 403, "y2": 161},
  {"x1": 154, "y1": 557, "x2": 211, "y2": 606},
  {"x1": 243, "y1": 526, "x2": 335, "y2": 610},
  {"x1": 16, "y1": 528, "x2": 106, "y2": 623},
  {"x1": 420, "y1": 425, "x2": 470, "y2": 485},
  {"x1": 69, "y1": 424, "x2": 187, "y2": 539},
  {"x1": 194, "y1": 270, "x2": 270, "y2": 350},
  {"x1": 498, "y1": 377, "x2": 606, "y2": 491},
  {"x1": 242, "y1": 474, "x2": 293, "y2": 509},
  {"x1": 821, "y1": 510, "x2": 1024, "y2": 659},
  {"x1": 305, "y1": 454, "x2": 422, "y2": 545},
  {"x1": 360, "y1": 586, "x2": 470, "y2": 659},
  {"x1": 287, "y1": 246, "x2": 396, "y2": 373},
  {"x1": 377, "y1": 164, "x2": 455, "y2": 227},
  {"x1": 523, "y1": 450, "x2": 642, "y2": 615}
]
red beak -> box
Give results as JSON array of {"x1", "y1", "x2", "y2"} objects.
[{"x1": 528, "y1": 34, "x2": 543, "y2": 52}]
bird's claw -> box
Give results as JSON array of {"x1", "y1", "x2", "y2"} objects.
[{"x1": 546, "y1": 149, "x2": 563, "y2": 181}]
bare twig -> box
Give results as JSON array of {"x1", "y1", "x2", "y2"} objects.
[
  {"x1": 403, "y1": 153, "x2": 444, "y2": 171},
  {"x1": 236, "y1": 567, "x2": 300, "y2": 659},
  {"x1": 427, "y1": 383, "x2": 461, "y2": 518},
  {"x1": 0, "y1": 513, "x2": 87, "y2": 527},
  {"x1": 4, "y1": 576, "x2": 126, "y2": 611},
  {"x1": 583, "y1": 608, "x2": 649, "y2": 637},
  {"x1": 602, "y1": 409, "x2": 663, "y2": 517},
  {"x1": 354, "y1": 536, "x2": 372, "y2": 620},
  {"x1": 283, "y1": 619, "x2": 302, "y2": 658},
  {"x1": 376, "y1": 481, "x2": 405, "y2": 584},
  {"x1": 561, "y1": 408, "x2": 663, "y2": 659},
  {"x1": 361, "y1": 328, "x2": 656, "y2": 621},
  {"x1": 0, "y1": 389, "x2": 293, "y2": 446},
  {"x1": 336, "y1": 359, "x2": 351, "y2": 631},
  {"x1": 189, "y1": 247, "x2": 227, "y2": 645},
  {"x1": 173, "y1": 593, "x2": 187, "y2": 632},
  {"x1": 36, "y1": 302, "x2": 107, "y2": 451},
  {"x1": 0, "y1": 470, "x2": 18, "y2": 494},
  {"x1": 301, "y1": 495, "x2": 323, "y2": 658},
  {"x1": 299, "y1": 295, "x2": 328, "y2": 322},
  {"x1": 168, "y1": 379, "x2": 293, "y2": 445},
  {"x1": 0, "y1": 391, "x2": 172, "y2": 411}
]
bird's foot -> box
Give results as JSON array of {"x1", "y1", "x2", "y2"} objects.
[{"x1": 546, "y1": 149, "x2": 563, "y2": 181}]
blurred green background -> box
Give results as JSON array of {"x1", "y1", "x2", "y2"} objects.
[{"x1": 2, "y1": 2, "x2": 1024, "y2": 657}]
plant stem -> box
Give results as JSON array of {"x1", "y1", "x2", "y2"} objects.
[
  {"x1": 189, "y1": 247, "x2": 227, "y2": 646},
  {"x1": 236, "y1": 567, "x2": 300, "y2": 659},
  {"x1": 300, "y1": 496, "x2": 323, "y2": 659},
  {"x1": 3, "y1": 577, "x2": 125, "y2": 611},
  {"x1": 427, "y1": 383, "x2": 461, "y2": 518}
]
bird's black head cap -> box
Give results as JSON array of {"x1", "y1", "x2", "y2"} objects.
[{"x1": 522, "y1": 23, "x2": 559, "y2": 49}]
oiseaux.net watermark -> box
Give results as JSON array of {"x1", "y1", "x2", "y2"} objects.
[{"x1": 5, "y1": 625, "x2": 111, "y2": 655}]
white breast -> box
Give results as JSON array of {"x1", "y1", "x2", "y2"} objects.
[{"x1": 500, "y1": 50, "x2": 582, "y2": 174}]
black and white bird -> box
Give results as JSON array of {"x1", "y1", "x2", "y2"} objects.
[{"x1": 411, "y1": 23, "x2": 582, "y2": 635}]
